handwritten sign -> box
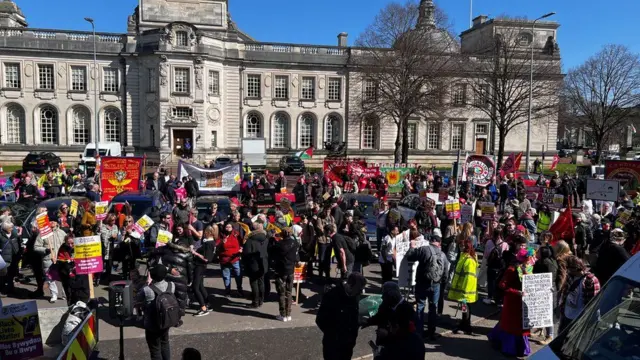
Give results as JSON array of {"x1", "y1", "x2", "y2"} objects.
[
  {"x1": 395, "y1": 239, "x2": 429, "y2": 287},
  {"x1": 74, "y1": 236, "x2": 103, "y2": 275},
  {"x1": 69, "y1": 199, "x2": 79, "y2": 218},
  {"x1": 480, "y1": 202, "x2": 496, "y2": 220},
  {"x1": 522, "y1": 273, "x2": 554, "y2": 329},
  {"x1": 0, "y1": 301, "x2": 43, "y2": 360},
  {"x1": 95, "y1": 201, "x2": 109, "y2": 221},
  {"x1": 460, "y1": 204, "x2": 473, "y2": 224},
  {"x1": 445, "y1": 199, "x2": 461, "y2": 220},
  {"x1": 35, "y1": 213, "x2": 52, "y2": 239},
  {"x1": 156, "y1": 230, "x2": 173, "y2": 248}
]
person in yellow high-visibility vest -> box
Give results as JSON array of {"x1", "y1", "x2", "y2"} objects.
[{"x1": 536, "y1": 206, "x2": 552, "y2": 234}]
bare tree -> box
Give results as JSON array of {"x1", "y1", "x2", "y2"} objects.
[
  {"x1": 464, "y1": 23, "x2": 561, "y2": 168},
  {"x1": 564, "y1": 44, "x2": 640, "y2": 163},
  {"x1": 351, "y1": 0, "x2": 456, "y2": 162}
]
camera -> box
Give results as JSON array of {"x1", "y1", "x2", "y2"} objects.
[{"x1": 108, "y1": 280, "x2": 133, "y2": 319}]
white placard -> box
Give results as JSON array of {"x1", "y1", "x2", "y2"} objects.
[
  {"x1": 586, "y1": 179, "x2": 620, "y2": 202},
  {"x1": 522, "y1": 273, "x2": 554, "y2": 329},
  {"x1": 395, "y1": 239, "x2": 429, "y2": 288}
]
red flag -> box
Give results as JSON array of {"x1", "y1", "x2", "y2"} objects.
[
  {"x1": 549, "y1": 207, "x2": 575, "y2": 245},
  {"x1": 499, "y1": 152, "x2": 523, "y2": 178},
  {"x1": 550, "y1": 154, "x2": 560, "y2": 171}
]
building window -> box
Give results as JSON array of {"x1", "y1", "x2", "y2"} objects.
[
  {"x1": 5, "y1": 105, "x2": 25, "y2": 144},
  {"x1": 148, "y1": 68, "x2": 156, "y2": 92},
  {"x1": 72, "y1": 107, "x2": 90, "y2": 144},
  {"x1": 427, "y1": 123, "x2": 440, "y2": 150},
  {"x1": 208, "y1": 70, "x2": 219, "y2": 96},
  {"x1": 272, "y1": 113, "x2": 289, "y2": 148},
  {"x1": 172, "y1": 107, "x2": 193, "y2": 118},
  {"x1": 451, "y1": 124, "x2": 465, "y2": 150},
  {"x1": 299, "y1": 114, "x2": 314, "y2": 148},
  {"x1": 327, "y1": 78, "x2": 341, "y2": 101},
  {"x1": 301, "y1": 77, "x2": 315, "y2": 100},
  {"x1": 211, "y1": 131, "x2": 217, "y2": 148},
  {"x1": 40, "y1": 106, "x2": 58, "y2": 144},
  {"x1": 174, "y1": 67, "x2": 190, "y2": 93},
  {"x1": 105, "y1": 108, "x2": 121, "y2": 143},
  {"x1": 475, "y1": 84, "x2": 491, "y2": 107},
  {"x1": 407, "y1": 123, "x2": 417, "y2": 150},
  {"x1": 38, "y1": 64, "x2": 54, "y2": 90},
  {"x1": 274, "y1": 75, "x2": 289, "y2": 99},
  {"x1": 475, "y1": 123, "x2": 488, "y2": 135},
  {"x1": 324, "y1": 115, "x2": 341, "y2": 144},
  {"x1": 518, "y1": 32, "x2": 533, "y2": 46},
  {"x1": 246, "y1": 74, "x2": 261, "y2": 98},
  {"x1": 364, "y1": 79, "x2": 378, "y2": 102},
  {"x1": 71, "y1": 66, "x2": 86, "y2": 92},
  {"x1": 4, "y1": 63, "x2": 20, "y2": 89},
  {"x1": 246, "y1": 113, "x2": 262, "y2": 138},
  {"x1": 362, "y1": 117, "x2": 377, "y2": 149},
  {"x1": 175, "y1": 31, "x2": 189, "y2": 47},
  {"x1": 452, "y1": 84, "x2": 466, "y2": 106},
  {"x1": 103, "y1": 68, "x2": 119, "y2": 92}
]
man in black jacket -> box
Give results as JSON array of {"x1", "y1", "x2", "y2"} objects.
[
  {"x1": 243, "y1": 225, "x2": 269, "y2": 308},
  {"x1": 272, "y1": 228, "x2": 299, "y2": 321},
  {"x1": 316, "y1": 273, "x2": 366, "y2": 360},
  {"x1": 185, "y1": 176, "x2": 199, "y2": 200},
  {"x1": 326, "y1": 224, "x2": 355, "y2": 279},
  {"x1": 594, "y1": 228, "x2": 631, "y2": 284},
  {"x1": 0, "y1": 221, "x2": 20, "y2": 297}
]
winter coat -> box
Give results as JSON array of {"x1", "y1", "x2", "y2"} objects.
[
  {"x1": 0, "y1": 231, "x2": 19, "y2": 264},
  {"x1": 272, "y1": 236, "x2": 299, "y2": 277},
  {"x1": 80, "y1": 211, "x2": 97, "y2": 237},
  {"x1": 215, "y1": 234, "x2": 241, "y2": 265},
  {"x1": 447, "y1": 253, "x2": 478, "y2": 303},
  {"x1": 242, "y1": 230, "x2": 269, "y2": 277},
  {"x1": 152, "y1": 242, "x2": 193, "y2": 311},
  {"x1": 100, "y1": 224, "x2": 119, "y2": 261},
  {"x1": 34, "y1": 228, "x2": 66, "y2": 271}
]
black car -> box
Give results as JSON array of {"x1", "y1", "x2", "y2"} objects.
[
  {"x1": 22, "y1": 152, "x2": 62, "y2": 173},
  {"x1": 195, "y1": 196, "x2": 232, "y2": 222},
  {"x1": 279, "y1": 156, "x2": 306, "y2": 174}
]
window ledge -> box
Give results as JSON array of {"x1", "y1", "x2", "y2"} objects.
[
  {"x1": 245, "y1": 97, "x2": 261, "y2": 100},
  {"x1": 35, "y1": 89, "x2": 55, "y2": 92},
  {"x1": 101, "y1": 91, "x2": 119, "y2": 95},
  {"x1": 68, "y1": 90, "x2": 87, "y2": 94},
  {"x1": 171, "y1": 92, "x2": 190, "y2": 97},
  {"x1": 326, "y1": 99, "x2": 342, "y2": 103},
  {"x1": 1, "y1": 87, "x2": 21, "y2": 91},
  {"x1": 208, "y1": 93, "x2": 220, "y2": 97}
]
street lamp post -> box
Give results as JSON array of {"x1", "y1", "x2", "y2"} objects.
[
  {"x1": 84, "y1": 17, "x2": 99, "y2": 156},
  {"x1": 525, "y1": 12, "x2": 555, "y2": 174}
]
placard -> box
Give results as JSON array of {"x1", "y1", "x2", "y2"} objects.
[
  {"x1": 586, "y1": 179, "x2": 620, "y2": 202},
  {"x1": 395, "y1": 239, "x2": 429, "y2": 287},
  {"x1": 0, "y1": 301, "x2": 44, "y2": 360},
  {"x1": 35, "y1": 212, "x2": 52, "y2": 239},
  {"x1": 541, "y1": 188, "x2": 563, "y2": 210},
  {"x1": 460, "y1": 204, "x2": 473, "y2": 224},
  {"x1": 132, "y1": 215, "x2": 154, "y2": 235},
  {"x1": 294, "y1": 263, "x2": 307, "y2": 283},
  {"x1": 480, "y1": 202, "x2": 496, "y2": 220},
  {"x1": 256, "y1": 188, "x2": 277, "y2": 208},
  {"x1": 522, "y1": 273, "x2": 554, "y2": 329},
  {"x1": 95, "y1": 201, "x2": 109, "y2": 221},
  {"x1": 445, "y1": 200, "x2": 461, "y2": 220},
  {"x1": 69, "y1": 199, "x2": 79, "y2": 218},
  {"x1": 74, "y1": 236, "x2": 103, "y2": 275},
  {"x1": 156, "y1": 230, "x2": 173, "y2": 248}
]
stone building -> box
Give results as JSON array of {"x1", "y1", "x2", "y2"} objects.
[{"x1": 0, "y1": 0, "x2": 560, "y2": 167}]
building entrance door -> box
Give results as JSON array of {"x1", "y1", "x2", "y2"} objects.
[
  {"x1": 172, "y1": 129, "x2": 193, "y2": 158},
  {"x1": 475, "y1": 138, "x2": 486, "y2": 155}
]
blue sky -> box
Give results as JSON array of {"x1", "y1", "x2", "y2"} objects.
[{"x1": 12, "y1": 0, "x2": 639, "y2": 69}]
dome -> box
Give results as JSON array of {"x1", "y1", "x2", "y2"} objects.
[
  {"x1": 413, "y1": 0, "x2": 459, "y2": 53},
  {"x1": 0, "y1": 0, "x2": 23, "y2": 16}
]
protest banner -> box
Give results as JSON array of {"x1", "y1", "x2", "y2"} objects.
[
  {"x1": 131, "y1": 215, "x2": 154, "y2": 235},
  {"x1": 605, "y1": 160, "x2": 640, "y2": 192},
  {"x1": 541, "y1": 188, "x2": 563, "y2": 210},
  {"x1": 292, "y1": 263, "x2": 308, "y2": 305},
  {"x1": 522, "y1": 273, "x2": 554, "y2": 329},
  {"x1": 460, "y1": 204, "x2": 473, "y2": 224},
  {"x1": 0, "y1": 301, "x2": 43, "y2": 360},
  {"x1": 525, "y1": 186, "x2": 543, "y2": 201},
  {"x1": 74, "y1": 236, "x2": 103, "y2": 275},
  {"x1": 480, "y1": 202, "x2": 496, "y2": 220},
  {"x1": 94, "y1": 201, "x2": 109, "y2": 221},
  {"x1": 178, "y1": 161, "x2": 242, "y2": 193},
  {"x1": 463, "y1": 155, "x2": 495, "y2": 186},
  {"x1": 35, "y1": 212, "x2": 52, "y2": 239},
  {"x1": 69, "y1": 199, "x2": 79, "y2": 218},
  {"x1": 378, "y1": 164, "x2": 418, "y2": 194},
  {"x1": 256, "y1": 188, "x2": 277, "y2": 208},
  {"x1": 156, "y1": 230, "x2": 173, "y2": 247},
  {"x1": 56, "y1": 311, "x2": 98, "y2": 360},
  {"x1": 445, "y1": 199, "x2": 461, "y2": 220},
  {"x1": 100, "y1": 156, "x2": 143, "y2": 202},
  {"x1": 426, "y1": 193, "x2": 440, "y2": 205}
]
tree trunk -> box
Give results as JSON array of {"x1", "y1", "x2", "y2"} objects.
[
  {"x1": 497, "y1": 129, "x2": 506, "y2": 172},
  {"x1": 401, "y1": 115, "x2": 409, "y2": 163},
  {"x1": 394, "y1": 122, "x2": 402, "y2": 163},
  {"x1": 594, "y1": 140, "x2": 603, "y2": 165}
]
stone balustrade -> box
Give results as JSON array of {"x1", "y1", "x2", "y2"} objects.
[
  {"x1": 242, "y1": 42, "x2": 347, "y2": 56},
  {"x1": 0, "y1": 27, "x2": 125, "y2": 43}
]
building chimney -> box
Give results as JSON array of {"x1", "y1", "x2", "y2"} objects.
[
  {"x1": 472, "y1": 15, "x2": 488, "y2": 27},
  {"x1": 337, "y1": 32, "x2": 348, "y2": 47}
]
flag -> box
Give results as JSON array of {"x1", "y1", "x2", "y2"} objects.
[
  {"x1": 294, "y1": 147, "x2": 313, "y2": 160},
  {"x1": 549, "y1": 207, "x2": 575, "y2": 245},
  {"x1": 631, "y1": 124, "x2": 637, "y2": 134},
  {"x1": 499, "y1": 152, "x2": 522, "y2": 178},
  {"x1": 550, "y1": 154, "x2": 560, "y2": 171}
]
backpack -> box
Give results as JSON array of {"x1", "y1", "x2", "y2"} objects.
[
  {"x1": 487, "y1": 243, "x2": 506, "y2": 271},
  {"x1": 61, "y1": 301, "x2": 90, "y2": 345},
  {"x1": 150, "y1": 283, "x2": 181, "y2": 330},
  {"x1": 424, "y1": 245, "x2": 445, "y2": 283}
]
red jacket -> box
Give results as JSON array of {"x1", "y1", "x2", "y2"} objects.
[{"x1": 216, "y1": 234, "x2": 241, "y2": 264}]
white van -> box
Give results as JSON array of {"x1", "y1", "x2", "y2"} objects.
[
  {"x1": 79, "y1": 142, "x2": 122, "y2": 175},
  {"x1": 531, "y1": 253, "x2": 640, "y2": 359}
]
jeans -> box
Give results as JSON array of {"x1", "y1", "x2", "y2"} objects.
[
  {"x1": 415, "y1": 282, "x2": 440, "y2": 336},
  {"x1": 352, "y1": 261, "x2": 363, "y2": 274},
  {"x1": 318, "y1": 243, "x2": 332, "y2": 280},
  {"x1": 249, "y1": 275, "x2": 265, "y2": 306},
  {"x1": 322, "y1": 337, "x2": 356, "y2": 360},
  {"x1": 145, "y1": 329, "x2": 170, "y2": 360},
  {"x1": 192, "y1": 266, "x2": 208, "y2": 307},
  {"x1": 275, "y1": 274, "x2": 293, "y2": 317},
  {"x1": 376, "y1": 228, "x2": 387, "y2": 252},
  {"x1": 221, "y1": 261, "x2": 243, "y2": 291}
]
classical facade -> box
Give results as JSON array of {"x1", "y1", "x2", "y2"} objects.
[{"x1": 0, "y1": 0, "x2": 560, "y2": 167}]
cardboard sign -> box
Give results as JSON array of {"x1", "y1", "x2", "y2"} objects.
[
  {"x1": 156, "y1": 230, "x2": 173, "y2": 248},
  {"x1": 445, "y1": 199, "x2": 461, "y2": 220},
  {"x1": 294, "y1": 263, "x2": 307, "y2": 283},
  {"x1": 74, "y1": 236, "x2": 103, "y2": 275},
  {"x1": 0, "y1": 301, "x2": 44, "y2": 360},
  {"x1": 522, "y1": 273, "x2": 554, "y2": 329},
  {"x1": 132, "y1": 215, "x2": 154, "y2": 235},
  {"x1": 460, "y1": 204, "x2": 473, "y2": 224},
  {"x1": 480, "y1": 202, "x2": 496, "y2": 220},
  {"x1": 95, "y1": 201, "x2": 109, "y2": 221},
  {"x1": 69, "y1": 199, "x2": 79, "y2": 218},
  {"x1": 36, "y1": 212, "x2": 52, "y2": 239}
]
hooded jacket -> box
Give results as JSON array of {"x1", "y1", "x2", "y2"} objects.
[
  {"x1": 242, "y1": 230, "x2": 269, "y2": 276},
  {"x1": 272, "y1": 235, "x2": 299, "y2": 276}
]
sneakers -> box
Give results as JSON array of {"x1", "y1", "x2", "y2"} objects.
[
  {"x1": 276, "y1": 315, "x2": 287, "y2": 322},
  {"x1": 482, "y1": 298, "x2": 493, "y2": 305},
  {"x1": 286, "y1": 316, "x2": 292, "y2": 322},
  {"x1": 49, "y1": 295, "x2": 57, "y2": 303},
  {"x1": 194, "y1": 309, "x2": 210, "y2": 317}
]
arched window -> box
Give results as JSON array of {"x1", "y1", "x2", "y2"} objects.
[
  {"x1": 324, "y1": 114, "x2": 341, "y2": 144},
  {"x1": 362, "y1": 116, "x2": 378, "y2": 149},
  {"x1": 40, "y1": 106, "x2": 58, "y2": 144},
  {"x1": 72, "y1": 107, "x2": 91, "y2": 144},
  {"x1": 272, "y1": 113, "x2": 289, "y2": 148},
  {"x1": 104, "y1": 108, "x2": 122, "y2": 143},
  {"x1": 299, "y1": 113, "x2": 314, "y2": 148},
  {"x1": 5, "y1": 104, "x2": 25, "y2": 144},
  {"x1": 246, "y1": 112, "x2": 262, "y2": 138}
]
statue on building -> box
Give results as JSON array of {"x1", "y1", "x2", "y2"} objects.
[
  {"x1": 324, "y1": 141, "x2": 347, "y2": 158},
  {"x1": 159, "y1": 55, "x2": 168, "y2": 86},
  {"x1": 194, "y1": 57, "x2": 204, "y2": 90},
  {"x1": 127, "y1": 6, "x2": 138, "y2": 34},
  {"x1": 543, "y1": 36, "x2": 559, "y2": 55},
  {"x1": 189, "y1": 32, "x2": 198, "y2": 47},
  {"x1": 159, "y1": 27, "x2": 172, "y2": 46}
]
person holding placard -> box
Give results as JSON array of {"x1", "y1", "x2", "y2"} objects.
[
  {"x1": 80, "y1": 202, "x2": 98, "y2": 237},
  {"x1": 34, "y1": 221, "x2": 66, "y2": 303}
]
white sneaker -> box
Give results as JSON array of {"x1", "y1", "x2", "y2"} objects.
[
  {"x1": 49, "y1": 295, "x2": 57, "y2": 303},
  {"x1": 483, "y1": 298, "x2": 493, "y2": 305},
  {"x1": 276, "y1": 315, "x2": 286, "y2": 322},
  {"x1": 286, "y1": 316, "x2": 292, "y2": 322}
]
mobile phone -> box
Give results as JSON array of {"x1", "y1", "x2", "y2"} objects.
[{"x1": 368, "y1": 340, "x2": 377, "y2": 351}]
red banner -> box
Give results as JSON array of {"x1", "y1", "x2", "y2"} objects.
[
  {"x1": 100, "y1": 156, "x2": 144, "y2": 202},
  {"x1": 323, "y1": 159, "x2": 373, "y2": 185},
  {"x1": 605, "y1": 160, "x2": 640, "y2": 191}
]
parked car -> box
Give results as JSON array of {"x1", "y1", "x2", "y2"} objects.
[
  {"x1": 279, "y1": 156, "x2": 306, "y2": 174},
  {"x1": 558, "y1": 149, "x2": 574, "y2": 158},
  {"x1": 109, "y1": 190, "x2": 170, "y2": 220},
  {"x1": 214, "y1": 156, "x2": 234, "y2": 169},
  {"x1": 194, "y1": 196, "x2": 232, "y2": 222},
  {"x1": 22, "y1": 152, "x2": 62, "y2": 173},
  {"x1": 531, "y1": 252, "x2": 640, "y2": 360},
  {"x1": 21, "y1": 196, "x2": 91, "y2": 240}
]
